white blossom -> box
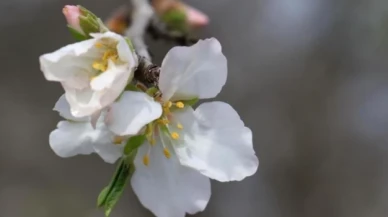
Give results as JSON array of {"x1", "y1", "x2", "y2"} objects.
[
  {"x1": 40, "y1": 31, "x2": 138, "y2": 118},
  {"x1": 111, "y1": 38, "x2": 259, "y2": 217},
  {"x1": 49, "y1": 94, "x2": 124, "y2": 163}
]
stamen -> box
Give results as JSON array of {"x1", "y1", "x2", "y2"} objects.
[
  {"x1": 163, "y1": 147, "x2": 171, "y2": 159},
  {"x1": 113, "y1": 136, "x2": 125, "y2": 144},
  {"x1": 157, "y1": 118, "x2": 169, "y2": 125},
  {"x1": 177, "y1": 123, "x2": 183, "y2": 129},
  {"x1": 95, "y1": 42, "x2": 103, "y2": 48},
  {"x1": 171, "y1": 132, "x2": 180, "y2": 140},
  {"x1": 166, "y1": 101, "x2": 172, "y2": 108},
  {"x1": 143, "y1": 155, "x2": 150, "y2": 166},
  {"x1": 175, "y1": 101, "x2": 185, "y2": 109},
  {"x1": 149, "y1": 138, "x2": 156, "y2": 146},
  {"x1": 92, "y1": 61, "x2": 106, "y2": 71}
]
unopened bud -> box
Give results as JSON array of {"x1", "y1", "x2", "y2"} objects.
[
  {"x1": 184, "y1": 5, "x2": 209, "y2": 28},
  {"x1": 63, "y1": 5, "x2": 108, "y2": 40},
  {"x1": 153, "y1": 0, "x2": 209, "y2": 31},
  {"x1": 63, "y1": 5, "x2": 83, "y2": 34}
]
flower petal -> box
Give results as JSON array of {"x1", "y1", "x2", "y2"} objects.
[
  {"x1": 173, "y1": 102, "x2": 259, "y2": 182},
  {"x1": 131, "y1": 142, "x2": 211, "y2": 217},
  {"x1": 39, "y1": 38, "x2": 98, "y2": 89},
  {"x1": 106, "y1": 91, "x2": 162, "y2": 136},
  {"x1": 92, "y1": 118, "x2": 123, "y2": 164},
  {"x1": 49, "y1": 121, "x2": 95, "y2": 158},
  {"x1": 159, "y1": 38, "x2": 227, "y2": 101},
  {"x1": 53, "y1": 94, "x2": 88, "y2": 122}
]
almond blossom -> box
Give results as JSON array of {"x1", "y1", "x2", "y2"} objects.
[
  {"x1": 110, "y1": 38, "x2": 259, "y2": 217},
  {"x1": 40, "y1": 31, "x2": 138, "y2": 118}
]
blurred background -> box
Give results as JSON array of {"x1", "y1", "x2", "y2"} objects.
[{"x1": 1, "y1": 0, "x2": 388, "y2": 216}]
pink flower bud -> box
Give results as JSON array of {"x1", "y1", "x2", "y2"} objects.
[
  {"x1": 63, "y1": 5, "x2": 84, "y2": 34},
  {"x1": 185, "y1": 6, "x2": 209, "y2": 28}
]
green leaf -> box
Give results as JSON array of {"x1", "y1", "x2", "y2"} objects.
[
  {"x1": 67, "y1": 26, "x2": 88, "y2": 41},
  {"x1": 124, "y1": 135, "x2": 146, "y2": 155},
  {"x1": 97, "y1": 187, "x2": 109, "y2": 207},
  {"x1": 97, "y1": 160, "x2": 131, "y2": 217}
]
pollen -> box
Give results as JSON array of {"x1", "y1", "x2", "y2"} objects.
[
  {"x1": 143, "y1": 155, "x2": 150, "y2": 166},
  {"x1": 177, "y1": 123, "x2": 183, "y2": 129},
  {"x1": 92, "y1": 61, "x2": 107, "y2": 72},
  {"x1": 171, "y1": 132, "x2": 180, "y2": 140},
  {"x1": 113, "y1": 136, "x2": 125, "y2": 144},
  {"x1": 158, "y1": 118, "x2": 169, "y2": 125},
  {"x1": 102, "y1": 50, "x2": 118, "y2": 61},
  {"x1": 175, "y1": 101, "x2": 185, "y2": 109},
  {"x1": 163, "y1": 147, "x2": 171, "y2": 159},
  {"x1": 165, "y1": 101, "x2": 172, "y2": 108},
  {"x1": 95, "y1": 42, "x2": 104, "y2": 48}
]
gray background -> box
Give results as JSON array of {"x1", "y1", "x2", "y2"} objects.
[{"x1": 1, "y1": 0, "x2": 388, "y2": 216}]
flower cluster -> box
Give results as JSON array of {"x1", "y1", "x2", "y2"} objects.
[{"x1": 40, "y1": 5, "x2": 259, "y2": 217}]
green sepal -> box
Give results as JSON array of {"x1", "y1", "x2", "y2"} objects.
[
  {"x1": 67, "y1": 26, "x2": 88, "y2": 41},
  {"x1": 181, "y1": 97, "x2": 199, "y2": 107},
  {"x1": 124, "y1": 135, "x2": 146, "y2": 156},
  {"x1": 124, "y1": 83, "x2": 142, "y2": 92},
  {"x1": 161, "y1": 9, "x2": 188, "y2": 32},
  {"x1": 146, "y1": 87, "x2": 159, "y2": 97},
  {"x1": 97, "y1": 159, "x2": 131, "y2": 216},
  {"x1": 79, "y1": 15, "x2": 100, "y2": 36},
  {"x1": 125, "y1": 38, "x2": 135, "y2": 52},
  {"x1": 78, "y1": 5, "x2": 98, "y2": 20}
]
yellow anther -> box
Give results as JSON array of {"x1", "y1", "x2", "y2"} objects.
[
  {"x1": 175, "y1": 101, "x2": 185, "y2": 109},
  {"x1": 92, "y1": 61, "x2": 107, "y2": 71},
  {"x1": 143, "y1": 155, "x2": 150, "y2": 166},
  {"x1": 177, "y1": 123, "x2": 183, "y2": 129},
  {"x1": 171, "y1": 132, "x2": 180, "y2": 140},
  {"x1": 95, "y1": 42, "x2": 103, "y2": 48},
  {"x1": 158, "y1": 118, "x2": 169, "y2": 125},
  {"x1": 165, "y1": 101, "x2": 172, "y2": 108},
  {"x1": 149, "y1": 138, "x2": 156, "y2": 146},
  {"x1": 102, "y1": 50, "x2": 118, "y2": 61},
  {"x1": 163, "y1": 147, "x2": 171, "y2": 159},
  {"x1": 113, "y1": 136, "x2": 125, "y2": 144}
]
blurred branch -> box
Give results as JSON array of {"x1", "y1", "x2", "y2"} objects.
[{"x1": 125, "y1": 0, "x2": 154, "y2": 60}]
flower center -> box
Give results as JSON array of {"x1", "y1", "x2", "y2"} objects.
[
  {"x1": 142, "y1": 100, "x2": 186, "y2": 166},
  {"x1": 92, "y1": 41, "x2": 119, "y2": 73}
]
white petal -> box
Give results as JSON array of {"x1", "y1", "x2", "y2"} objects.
[
  {"x1": 106, "y1": 91, "x2": 162, "y2": 136},
  {"x1": 91, "y1": 31, "x2": 138, "y2": 66},
  {"x1": 49, "y1": 114, "x2": 122, "y2": 163},
  {"x1": 49, "y1": 121, "x2": 94, "y2": 158},
  {"x1": 173, "y1": 102, "x2": 259, "y2": 182},
  {"x1": 53, "y1": 94, "x2": 88, "y2": 122},
  {"x1": 159, "y1": 38, "x2": 227, "y2": 101},
  {"x1": 131, "y1": 142, "x2": 211, "y2": 217},
  {"x1": 92, "y1": 118, "x2": 123, "y2": 164},
  {"x1": 62, "y1": 84, "x2": 101, "y2": 118},
  {"x1": 39, "y1": 38, "x2": 98, "y2": 89},
  {"x1": 89, "y1": 60, "x2": 132, "y2": 91}
]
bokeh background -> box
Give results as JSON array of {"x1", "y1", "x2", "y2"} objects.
[{"x1": 1, "y1": 0, "x2": 388, "y2": 216}]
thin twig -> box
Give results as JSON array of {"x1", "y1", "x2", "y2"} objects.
[{"x1": 126, "y1": 0, "x2": 154, "y2": 60}]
